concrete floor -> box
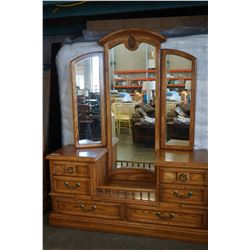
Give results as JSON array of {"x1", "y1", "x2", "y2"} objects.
[
  {"x1": 117, "y1": 134, "x2": 155, "y2": 162},
  {"x1": 43, "y1": 212, "x2": 208, "y2": 250}
]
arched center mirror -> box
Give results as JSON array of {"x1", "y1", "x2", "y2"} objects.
[
  {"x1": 99, "y1": 29, "x2": 166, "y2": 181},
  {"x1": 110, "y1": 43, "x2": 156, "y2": 161}
]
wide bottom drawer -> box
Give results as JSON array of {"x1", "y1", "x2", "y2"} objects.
[
  {"x1": 127, "y1": 205, "x2": 207, "y2": 229},
  {"x1": 53, "y1": 197, "x2": 124, "y2": 220}
]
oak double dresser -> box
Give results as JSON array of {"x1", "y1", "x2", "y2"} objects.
[{"x1": 46, "y1": 28, "x2": 208, "y2": 243}]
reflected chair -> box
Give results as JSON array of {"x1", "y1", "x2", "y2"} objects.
[
  {"x1": 77, "y1": 95, "x2": 84, "y2": 103},
  {"x1": 112, "y1": 103, "x2": 135, "y2": 135}
]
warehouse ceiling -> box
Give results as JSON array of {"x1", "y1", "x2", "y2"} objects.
[{"x1": 43, "y1": 1, "x2": 208, "y2": 36}]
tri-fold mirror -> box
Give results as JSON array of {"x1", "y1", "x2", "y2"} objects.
[{"x1": 70, "y1": 29, "x2": 197, "y2": 177}]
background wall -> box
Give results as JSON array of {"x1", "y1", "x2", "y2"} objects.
[
  {"x1": 87, "y1": 15, "x2": 208, "y2": 32},
  {"x1": 43, "y1": 35, "x2": 79, "y2": 66}
]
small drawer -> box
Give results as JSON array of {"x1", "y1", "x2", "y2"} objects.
[
  {"x1": 159, "y1": 168, "x2": 207, "y2": 186},
  {"x1": 160, "y1": 184, "x2": 207, "y2": 206},
  {"x1": 54, "y1": 198, "x2": 124, "y2": 220},
  {"x1": 52, "y1": 161, "x2": 90, "y2": 177},
  {"x1": 52, "y1": 176, "x2": 91, "y2": 195},
  {"x1": 127, "y1": 205, "x2": 206, "y2": 228}
]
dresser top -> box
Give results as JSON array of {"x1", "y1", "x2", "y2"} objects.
[
  {"x1": 155, "y1": 149, "x2": 208, "y2": 165},
  {"x1": 46, "y1": 144, "x2": 107, "y2": 162},
  {"x1": 46, "y1": 144, "x2": 207, "y2": 166}
]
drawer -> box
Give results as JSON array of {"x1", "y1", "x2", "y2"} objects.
[
  {"x1": 159, "y1": 168, "x2": 207, "y2": 186},
  {"x1": 160, "y1": 184, "x2": 207, "y2": 206},
  {"x1": 52, "y1": 161, "x2": 90, "y2": 177},
  {"x1": 52, "y1": 176, "x2": 91, "y2": 195},
  {"x1": 54, "y1": 198, "x2": 124, "y2": 220},
  {"x1": 127, "y1": 205, "x2": 207, "y2": 228}
]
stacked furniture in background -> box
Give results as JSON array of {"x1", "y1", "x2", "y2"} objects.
[{"x1": 131, "y1": 102, "x2": 155, "y2": 143}]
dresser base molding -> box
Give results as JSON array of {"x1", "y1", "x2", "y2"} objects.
[{"x1": 49, "y1": 212, "x2": 208, "y2": 243}]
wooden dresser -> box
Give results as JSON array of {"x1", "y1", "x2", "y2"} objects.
[
  {"x1": 47, "y1": 145, "x2": 207, "y2": 243},
  {"x1": 47, "y1": 28, "x2": 207, "y2": 243}
]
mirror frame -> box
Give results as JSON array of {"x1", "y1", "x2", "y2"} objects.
[
  {"x1": 98, "y1": 29, "x2": 166, "y2": 177},
  {"x1": 160, "y1": 49, "x2": 197, "y2": 150},
  {"x1": 70, "y1": 52, "x2": 106, "y2": 148}
]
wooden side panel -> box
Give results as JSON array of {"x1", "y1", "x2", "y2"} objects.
[{"x1": 95, "y1": 153, "x2": 108, "y2": 186}]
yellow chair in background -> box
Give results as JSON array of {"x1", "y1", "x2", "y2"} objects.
[{"x1": 112, "y1": 103, "x2": 135, "y2": 135}]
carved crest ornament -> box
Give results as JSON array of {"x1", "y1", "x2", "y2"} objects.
[{"x1": 125, "y1": 35, "x2": 139, "y2": 51}]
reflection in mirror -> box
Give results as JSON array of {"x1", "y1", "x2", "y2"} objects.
[
  {"x1": 74, "y1": 55, "x2": 102, "y2": 145},
  {"x1": 109, "y1": 43, "x2": 156, "y2": 168},
  {"x1": 165, "y1": 54, "x2": 192, "y2": 146}
]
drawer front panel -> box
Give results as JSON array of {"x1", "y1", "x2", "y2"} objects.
[
  {"x1": 160, "y1": 184, "x2": 207, "y2": 206},
  {"x1": 54, "y1": 198, "x2": 124, "y2": 220},
  {"x1": 52, "y1": 161, "x2": 90, "y2": 177},
  {"x1": 127, "y1": 205, "x2": 206, "y2": 228},
  {"x1": 159, "y1": 168, "x2": 207, "y2": 186},
  {"x1": 53, "y1": 176, "x2": 91, "y2": 195}
]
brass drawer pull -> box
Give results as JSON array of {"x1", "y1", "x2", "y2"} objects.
[
  {"x1": 173, "y1": 190, "x2": 192, "y2": 199},
  {"x1": 155, "y1": 212, "x2": 175, "y2": 220},
  {"x1": 179, "y1": 173, "x2": 188, "y2": 182},
  {"x1": 80, "y1": 204, "x2": 96, "y2": 212},
  {"x1": 64, "y1": 182, "x2": 80, "y2": 189}
]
